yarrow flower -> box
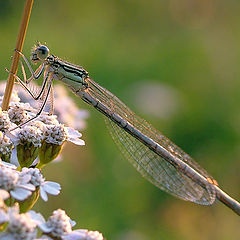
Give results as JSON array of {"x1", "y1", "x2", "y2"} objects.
[
  {"x1": 0, "y1": 189, "x2": 9, "y2": 202},
  {"x1": 0, "y1": 109, "x2": 12, "y2": 132},
  {"x1": 0, "y1": 205, "x2": 37, "y2": 240},
  {"x1": 37, "y1": 114, "x2": 60, "y2": 126},
  {"x1": 0, "y1": 87, "x2": 85, "y2": 168},
  {"x1": 0, "y1": 132, "x2": 14, "y2": 162},
  {"x1": 8, "y1": 102, "x2": 32, "y2": 125},
  {"x1": 0, "y1": 81, "x2": 87, "y2": 167},
  {"x1": 16, "y1": 125, "x2": 43, "y2": 148},
  {"x1": 0, "y1": 82, "x2": 103, "y2": 240},
  {"x1": 0, "y1": 206, "x2": 105, "y2": 240},
  {"x1": 0, "y1": 163, "x2": 35, "y2": 201},
  {"x1": 0, "y1": 84, "x2": 20, "y2": 105},
  {"x1": 19, "y1": 168, "x2": 61, "y2": 201},
  {"x1": 42, "y1": 124, "x2": 85, "y2": 146},
  {"x1": 29, "y1": 209, "x2": 104, "y2": 240},
  {"x1": 37, "y1": 209, "x2": 75, "y2": 238},
  {"x1": 38, "y1": 123, "x2": 84, "y2": 168},
  {"x1": 0, "y1": 189, "x2": 9, "y2": 224},
  {"x1": 62, "y1": 229, "x2": 104, "y2": 240},
  {"x1": 43, "y1": 124, "x2": 68, "y2": 146},
  {"x1": 0, "y1": 161, "x2": 60, "y2": 205},
  {"x1": 15, "y1": 125, "x2": 43, "y2": 167}
]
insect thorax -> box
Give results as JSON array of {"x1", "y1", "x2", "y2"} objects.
[{"x1": 47, "y1": 56, "x2": 89, "y2": 91}]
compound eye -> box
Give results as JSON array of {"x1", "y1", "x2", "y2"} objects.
[{"x1": 37, "y1": 45, "x2": 49, "y2": 60}]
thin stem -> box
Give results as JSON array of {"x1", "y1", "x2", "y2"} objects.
[
  {"x1": 215, "y1": 186, "x2": 240, "y2": 215},
  {"x1": 1, "y1": 0, "x2": 34, "y2": 110}
]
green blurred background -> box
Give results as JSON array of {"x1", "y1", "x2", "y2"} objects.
[{"x1": 1, "y1": 0, "x2": 240, "y2": 239}]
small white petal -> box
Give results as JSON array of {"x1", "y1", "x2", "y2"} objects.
[
  {"x1": 8, "y1": 204, "x2": 19, "y2": 215},
  {"x1": 0, "y1": 233, "x2": 16, "y2": 240},
  {"x1": 0, "y1": 209, "x2": 8, "y2": 224},
  {"x1": 42, "y1": 182, "x2": 61, "y2": 196},
  {"x1": 0, "y1": 189, "x2": 10, "y2": 200},
  {"x1": 18, "y1": 183, "x2": 35, "y2": 191},
  {"x1": 19, "y1": 174, "x2": 31, "y2": 183},
  {"x1": 43, "y1": 181, "x2": 61, "y2": 190},
  {"x1": 6, "y1": 130, "x2": 19, "y2": 144},
  {"x1": 63, "y1": 229, "x2": 104, "y2": 240},
  {"x1": 65, "y1": 127, "x2": 82, "y2": 138},
  {"x1": 10, "y1": 188, "x2": 32, "y2": 201},
  {"x1": 28, "y1": 211, "x2": 46, "y2": 225},
  {"x1": 40, "y1": 187, "x2": 48, "y2": 201},
  {"x1": 38, "y1": 223, "x2": 54, "y2": 233},
  {"x1": 62, "y1": 230, "x2": 87, "y2": 240},
  {"x1": 31, "y1": 157, "x2": 39, "y2": 166},
  {"x1": 0, "y1": 160, "x2": 17, "y2": 169},
  {"x1": 9, "y1": 148, "x2": 19, "y2": 167},
  {"x1": 70, "y1": 219, "x2": 76, "y2": 227},
  {"x1": 68, "y1": 138, "x2": 85, "y2": 146}
]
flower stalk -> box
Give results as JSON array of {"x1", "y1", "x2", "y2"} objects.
[{"x1": 1, "y1": 0, "x2": 34, "y2": 111}]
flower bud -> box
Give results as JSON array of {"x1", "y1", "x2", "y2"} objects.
[
  {"x1": 38, "y1": 142, "x2": 63, "y2": 168},
  {"x1": 37, "y1": 124, "x2": 66, "y2": 168},
  {"x1": 17, "y1": 142, "x2": 39, "y2": 168},
  {"x1": 16, "y1": 126, "x2": 42, "y2": 168}
]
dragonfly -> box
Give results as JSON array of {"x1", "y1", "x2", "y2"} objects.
[{"x1": 11, "y1": 43, "x2": 240, "y2": 215}]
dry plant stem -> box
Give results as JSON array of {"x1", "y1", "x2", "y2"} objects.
[
  {"x1": 1, "y1": 0, "x2": 34, "y2": 111},
  {"x1": 215, "y1": 186, "x2": 240, "y2": 216}
]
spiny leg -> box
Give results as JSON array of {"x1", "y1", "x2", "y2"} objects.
[
  {"x1": 20, "y1": 60, "x2": 45, "y2": 84},
  {"x1": 15, "y1": 49, "x2": 45, "y2": 82},
  {"x1": 7, "y1": 66, "x2": 51, "y2": 101},
  {"x1": 10, "y1": 73, "x2": 54, "y2": 131},
  {"x1": 5, "y1": 49, "x2": 48, "y2": 101},
  {"x1": 49, "y1": 83, "x2": 54, "y2": 115},
  {"x1": 20, "y1": 61, "x2": 27, "y2": 83}
]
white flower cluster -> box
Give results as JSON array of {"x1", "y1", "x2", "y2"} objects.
[
  {"x1": 43, "y1": 124, "x2": 68, "y2": 145},
  {"x1": 8, "y1": 102, "x2": 32, "y2": 125},
  {"x1": 0, "y1": 89, "x2": 85, "y2": 167},
  {"x1": 38, "y1": 209, "x2": 73, "y2": 237},
  {"x1": 42, "y1": 124, "x2": 84, "y2": 146},
  {"x1": 17, "y1": 125, "x2": 43, "y2": 147},
  {"x1": 0, "y1": 205, "x2": 37, "y2": 240},
  {"x1": 0, "y1": 163, "x2": 103, "y2": 240},
  {"x1": 0, "y1": 82, "x2": 103, "y2": 240},
  {"x1": 0, "y1": 111, "x2": 12, "y2": 132},
  {"x1": 0, "y1": 161, "x2": 60, "y2": 202},
  {"x1": 0, "y1": 132, "x2": 13, "y2": 155},
  {"x1": 0, "y1": 203, "x2": 104, "y2": 240}
]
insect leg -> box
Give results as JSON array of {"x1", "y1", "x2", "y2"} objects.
[
  {"x1": 10, "y1": 73, "x2": 54, "y2": 131},
  {"x1": 15, "y1": 49, "x2": 45, "y2": 82}
]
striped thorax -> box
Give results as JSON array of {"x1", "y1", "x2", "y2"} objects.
[{"x1": 31, "y1": 43, "x2": 89, "y2": 91}]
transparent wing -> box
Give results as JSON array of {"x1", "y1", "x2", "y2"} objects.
[{"x1": 86, "y1": 78, "x2": 216, "y2": 205}]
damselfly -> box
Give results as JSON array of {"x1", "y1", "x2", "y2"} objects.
[{"x1": 11, "y1": 43, "x2": 240, "y2": 215}]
